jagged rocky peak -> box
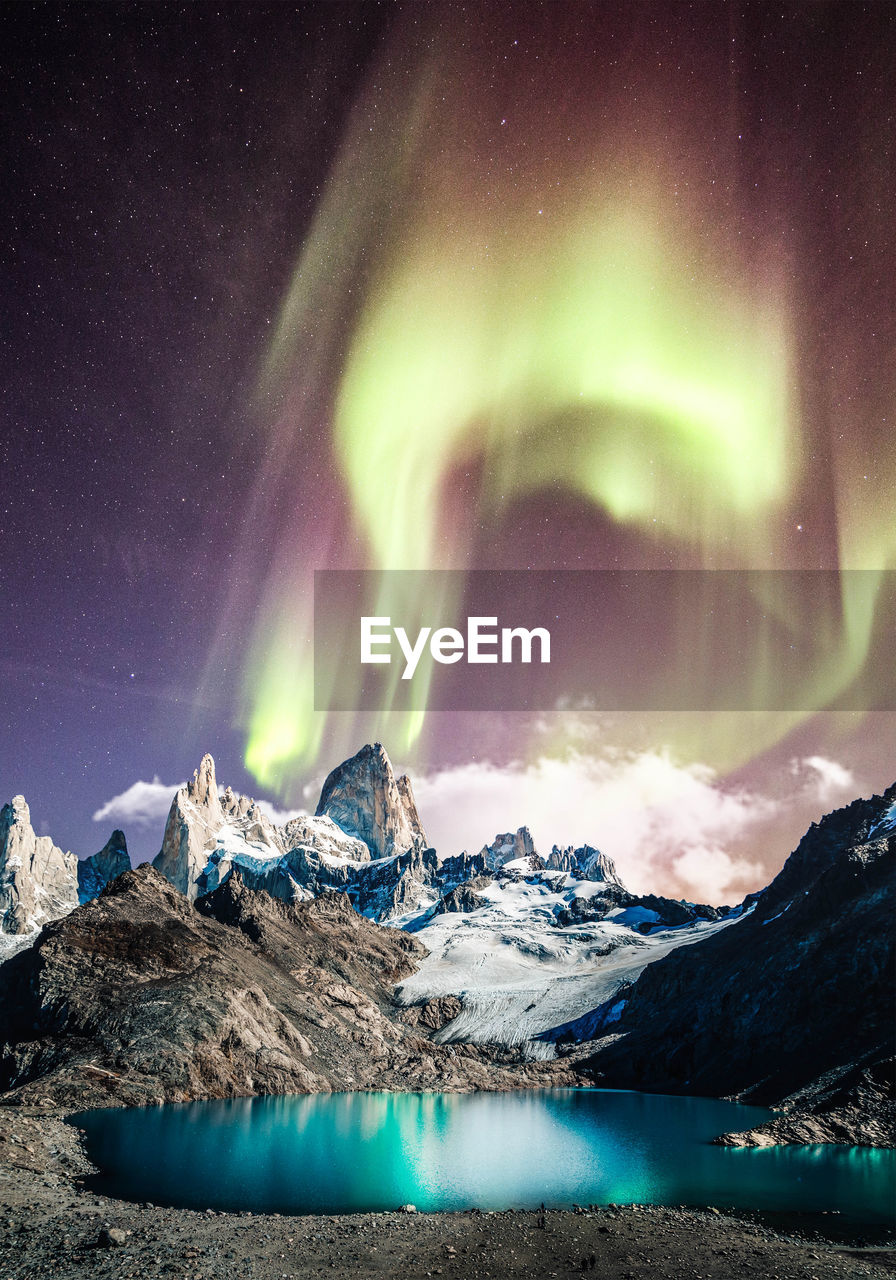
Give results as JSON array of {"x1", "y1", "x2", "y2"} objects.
[
  {"x1": 479, "y1": 827, "x2": 542, "y2": 873},
  {"x1": 77, "y1": 829, "x2": 131, "y2": 904},
  {"x1": 315, "y1": 742, "x2": 427, "y2": 860},
  {"x1": 0, "y1": 795, "x2": 79, "y2": 935},
  {"x1": 153, "y1": 754, "x2": 223, "y2": 899},
  {"x1": 151, "y1": 746, "x2": 437, "y2": 912},
  {"x1": 546, "y1": 843, "x2": 625, "y2": 887},
  {"x1": 757, "y1": 781, "x2": 896, "y2": 920},
  {"x1": 189, "y1": 752, "x2": 219, "y2": 808},
  {"x1": 395, "y1": 772, "x2": 424, "y2": 837},
  {"x1": 153, "y1": 753, "x2": 285, "y2": 901}
]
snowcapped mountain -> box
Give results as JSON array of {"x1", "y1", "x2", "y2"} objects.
[
  {"x1": 396, "y1": 836, "x2": 742, "y2": 1058},
  {"x1": 152, "y1": 754, "x2": 288, "y2": 899},
  {"x1": 479, "y1": 828, "x2": 540, "y2": 872},
  {"x1": 0, "y1": 796, "x2": 78, "y2": 936},
  {"x1": 546, "y1": 843, "x2": 624, "y2": 885},
  {"x1": 0, "y1": 742, "x2": 749, "y2": 1057},
  {"x1": 0, "y1": 797, "x2": 128, "y2": 939},
  {"x1": 478, "y1": 830, "x2": 624, "y2": 885},
  {"x1": 149, "y1": 745, "x2": 485, "y2": 922},
  {"x1": 0, "y1": 742, "x2": 891, "y2": 1141}
]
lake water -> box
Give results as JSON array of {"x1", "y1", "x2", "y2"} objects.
[{"x1": 71, "y1": 1090, "x2": 895, "y2": 1222}]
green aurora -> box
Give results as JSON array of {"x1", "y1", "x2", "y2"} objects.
[{"x1": 238, "y1": 8, "x2": 894, "y2": 795}]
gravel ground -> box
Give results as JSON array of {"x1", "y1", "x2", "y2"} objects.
[{"x1": 0, "y1": 1106, "x2": 893, "y2": 1280}]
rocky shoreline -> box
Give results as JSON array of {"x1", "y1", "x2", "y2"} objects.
[
  {"x1": 714, "y1": 1059, "x2": 896, "y2": 1149},
  {"x1": 1, "y1": 1104, "x2": 894, "y2": 1280}
]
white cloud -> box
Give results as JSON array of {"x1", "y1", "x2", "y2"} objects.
[
  {"x1": 92, "y1": 777, "x2": 185, "y2": 828},
  {"x1": 792, "y1": 755, "x2": 856, "y2": 805},
  {"x1": 670, "y1": 844, "x2": 765, "y2": 906},
  {"x1": 414, "y1": 750, "x2": 772, "y2": 903}
]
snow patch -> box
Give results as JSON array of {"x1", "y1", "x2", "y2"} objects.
[
  {"x1": 868, "y1": 799, "x2": 896, "y2": 839},
  {"x1": 395, "y1": 875, "x2": 745, "y2": 1057},
  {"x1": 0, "y1": 929, "x2": 39, "y2": 960},
  {"x1": 606, "y1": 905, "x2": 662, "y2": 928}
]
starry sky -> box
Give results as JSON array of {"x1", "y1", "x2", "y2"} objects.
[{"x1": 1, "y1": 1, "x2": 893, "y2": 899}]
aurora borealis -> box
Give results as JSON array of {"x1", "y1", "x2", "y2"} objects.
[
  {"x1": 237, "y1": 2, "x2": 894, "y2": 789},
  {"x1": 1, "y1": 1, "x2": 893, "y2": 894}
]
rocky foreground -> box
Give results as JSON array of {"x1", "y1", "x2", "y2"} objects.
[
  {"x1": 0, "y1": 870, "x2": 581, "y2": 1111},
  {"x1": 0, "y1": 866, "x2": 582, "y2": 1109},
  {"x1": 0, "y1": 1107, "x2": 894, "y2": 1280},
  {"x1": 715, "y1": 1059, "x2": 896, "y2": 1149}
]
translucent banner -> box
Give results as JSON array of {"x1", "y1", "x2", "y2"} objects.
[{"x1": 313, "y1": 569, "x2": 895, "y2": 712}]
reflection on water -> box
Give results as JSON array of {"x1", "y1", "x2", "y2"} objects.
[{"x1": 71, "y1": 1089, "x2": 895, "y2": 1221}]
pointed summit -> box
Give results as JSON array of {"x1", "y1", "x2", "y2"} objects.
[
  {"x1": 77, "y1": 829, "x2": 131, "y2": 903},
  {"x1": 546, "y1": 843, "x2": 624, "y2": 887},
  {"x1": 479, "y1": 827, "x2": 540, "y2": 872},
  {"x1": 153, "y1": 753, "x2": 225, "y2": 898},
  {"x1": 0, "y1": 795, "x2": 79, "y2": 934},
  {"x1": 152, "y1": 754, "x2": 286, "y2": 899},
  {"x1": 315, "y1": 742, "x2": 427, "y2": 860},
  {"x1": 189, "y1": 753, "x2": 220, "y2": 809}
]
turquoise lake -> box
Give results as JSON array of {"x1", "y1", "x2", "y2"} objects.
[{"x1": 71, "y1": 1090, "x2": 895, "y2": 1221}]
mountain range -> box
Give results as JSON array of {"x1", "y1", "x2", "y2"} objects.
[{"x1": 0, "y1": 742, "x2": 892, "y2": 1146}]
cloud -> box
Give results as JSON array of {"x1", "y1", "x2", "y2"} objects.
[
  {"x1": 413, "y1": 750, "x2": 772, "y2": 903},
  {"x1": 792, "y1": 755, "x2": 856, "y2": 805},
  {"x1": 92, "y1": 777, "x2": 185, "y2": 827},
  {"x1": 670, "y1": 844, "x2": 765, "y2": 906}
]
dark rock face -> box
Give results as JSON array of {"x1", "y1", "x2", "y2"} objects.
[
  {"x1": 553, "y1": 884, "x2": 633, "y2": 927},
  {"x1": 551, "y1": 887, "x2": 720, "y2": 930},
  {"x1": 581, "y1": 784, "x2": 895, "y2": 1125},
  {"x1": 399, "y1": 996, "x2": 463, "y2": 1030},
  {"x1": 716, "y1": 1057, "x2": 896, "y2": 1148},
  {"x1": 0, "y1": 865, "x2": 417, "y2": 1107},
  {"x1": 479, "y1": 828, "x2": 540, "y2": 871},
  {"x1": 433, "y1": 878, "x2": 492, "y2": 915},
  {"x1": 545, "y1": 845, "x2": 624, "y2": 887},
  {"x1": 0, "y1": 866, "x2": 584, "y2": 1109},
  {"x1": 315, "y1": 742, "x2": 427, "y2": 859},
  {"x1": 76, "y1": 830, "x2": 131, "y2": 904},
  {"x1": 229, "y1": 844, "x2": 491, "y2": 924},
  {"x1": 630, "y1": 894, "x2": 723, "y2": 928}
]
